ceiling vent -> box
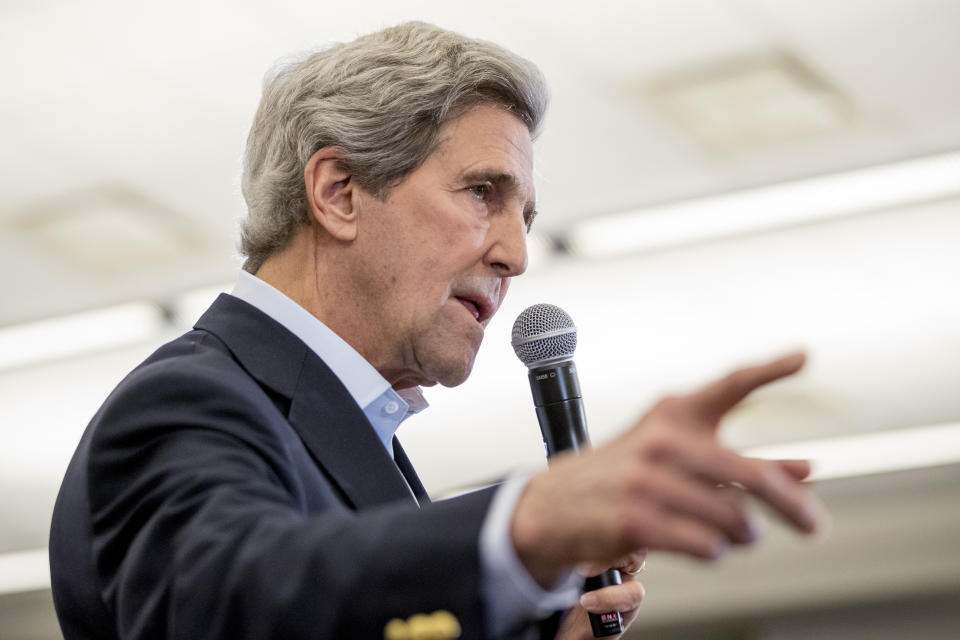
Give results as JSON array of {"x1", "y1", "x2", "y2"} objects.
[
  {"x1": 9, "y1": 184, "x2": 201, "y2": 273},
  {"x1": 645, "y1": 51, "x2": 854, "y2": 152}
]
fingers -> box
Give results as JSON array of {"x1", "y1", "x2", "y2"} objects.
[
  {"x1": 624, "y1": 507, "x2": 730, "y2": 559},
  {"x1": 687, "y1": 352, "x2": 805, "y2": 425},
  {"x1": 721, "y1": 459, "x2": 813, "y2": 483},
  {"x1": 510, "y1": 352, "x2": 823, "y2": 582},
  {"x1": 626, "y1": 466, "x2": 756, "y2": 544},
  {"x1": 553, "y1": 578, "x2": 645, "y2": 640},
  {"x1": 579, "y1": 580, "x2": 645, "y2": 613},
  {"x1": 771, "y1": 458, "x2": 813, "y2": 481},
  {"x1": 661, "y1": 435, "x2": 823, "y2": 534},
  {"x1": 617, "y1": 548, "x2": 647, "y2": 575}
]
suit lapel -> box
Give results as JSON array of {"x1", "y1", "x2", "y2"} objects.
[
  {"x1": 393, "y1": 438, "x2": 430, "y2": 504},
  {"x1": 196, "y1": 294, "x2": 418, "y2": 510},
  {"x1": 288, "y1": 352, "x2": 417, "y2": 510}
]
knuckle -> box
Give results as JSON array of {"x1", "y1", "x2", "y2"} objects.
[
  {"x1": 642, "y1": 430, "x2": 679, "y2": 460},
  {"x1": 745, "y1": 462, "x2": 776, "y2": 493},
  {"x1": 623, "y1": 469, "x2": 652, "y2": 495},
  {"x1": 615, "y1": 511, "x2": 649, "y2": 547}
]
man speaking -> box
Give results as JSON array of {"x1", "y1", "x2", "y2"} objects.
[{"x1": 49, "y1": 21, "x2": 825, "y2": 640}]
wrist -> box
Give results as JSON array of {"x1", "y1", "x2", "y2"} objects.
[{"x1": 510, "y1": 473, "x2": 566, "y2": 589}]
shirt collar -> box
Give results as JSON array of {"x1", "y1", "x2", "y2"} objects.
[
  {"x1": 398, "y1": 386, "x2": 429, "y2": 414},
  {"x1": 230, "y1": 270, "x2": 427, "y2": 417}
]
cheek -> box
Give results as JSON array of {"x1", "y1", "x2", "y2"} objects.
[
  {"x1": 452, "y1": 220, "x2": 492, "y2": 266},
  {"x1": 420, "y1": 219, "x2": 489, "y2": 276},
  {"x1": 437, "y1": 195, "x2": 490, "y2": 245},
  {"x1": 498, "y1": 279, "x2": 511, "y2": 305}
]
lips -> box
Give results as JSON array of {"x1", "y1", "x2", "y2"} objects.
[
  {"x1": 453, "y1": 293, "x2": 495, "y2": 323},
  {"x1": 456, "y1": 298, "x2": 480, "y2": 320}
]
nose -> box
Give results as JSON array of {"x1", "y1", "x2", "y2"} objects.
[{"x1": 484, "y1": 207, "x2": 529, "y2": 277}]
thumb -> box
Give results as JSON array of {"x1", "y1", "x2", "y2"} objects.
[{"x1": 579, "y1": 581, "x2": 646, "y2": 614}]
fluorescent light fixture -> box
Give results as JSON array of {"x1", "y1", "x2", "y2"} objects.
[
  {"x1": 567, "y1": 151, "x2": 960, "y2": 258},
  {"x1": 743, "y1": 422, "x2": 960, "y2": 481},
  {"x1": 0, "y1": 302, "x2": 167, "y2": 371},
  {"x1": 0, "y1": 548, "x2": 49, "y2": 595}
]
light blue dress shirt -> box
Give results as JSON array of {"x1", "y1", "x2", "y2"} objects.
[{"x1": 230, "y1": 271, "x2": 580, "y2": 636}]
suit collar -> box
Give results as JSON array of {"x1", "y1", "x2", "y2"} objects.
[
  {"x1": 195, "y1": 293, "x2": 306, "y2": 398},
  {"x1": 195, "y1": 294, "x2": 418, "y2": 510},
  {"x1": 229, "y1": 272, "x2": 430, "y2": 454},
  {"x1": 394, "y1": 438, "x2": 430, "y2": 504},
  {"x1": 230, "y1": 270, "x2": 394, "y2": 409}
]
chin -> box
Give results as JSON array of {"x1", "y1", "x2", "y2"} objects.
[
  {"x1": 433, "y1": 356, "x2": 477, "y2": 388},
  {"x1": 424, "y1": 346, "x2": 480, "y2": 388},
  {"x1": 437, "y1": 371, "x2": 472, "y2": 388},
  {"x1": 413, "y1": 320, "x2": 483, "y2": 387}
]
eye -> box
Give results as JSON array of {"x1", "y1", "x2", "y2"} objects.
[{"x1": 468, "y1": 183, "x2": 492, "y2": 200}]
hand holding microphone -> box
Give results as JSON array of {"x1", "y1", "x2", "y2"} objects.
[
  {"x1": 511, "y1": 303, "x2": 628, "y2": 637},
  {"x1": 508, "y1": 303, "x2": 828, "y2": 638}
]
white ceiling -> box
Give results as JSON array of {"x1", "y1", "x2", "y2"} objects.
[{"x1": 2, "y1": 0, "x2": 960, "y2": 326}]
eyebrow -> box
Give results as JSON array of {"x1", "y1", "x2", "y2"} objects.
[{"x1": 461, "y1": 169, "x2": 538, "y2": 229}]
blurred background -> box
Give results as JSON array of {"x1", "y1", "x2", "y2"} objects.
[{"x1": 1, "y1": 1, "x2": 959, "y2": 638}]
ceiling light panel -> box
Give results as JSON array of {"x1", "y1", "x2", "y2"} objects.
[
  {"x1": 9, "y1": 185, "x2": 200, "y2": 273},
  {"x1": 0, "y1": 302, "x2": 167, "y2": 371},
  {"x1": 646, "y1": 51, "x2": 853, "y2": 152}
]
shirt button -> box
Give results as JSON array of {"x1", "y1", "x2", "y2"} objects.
[{"x1": 384, "y1": 401, "x2": 400, "y2": 415}]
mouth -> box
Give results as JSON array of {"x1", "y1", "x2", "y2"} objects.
[{"x1": 453, "y1": 294, "x2": 494, "y2": 324}]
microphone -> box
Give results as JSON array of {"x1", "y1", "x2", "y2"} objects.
[{"x1": 511, "y1": 303, "x2": 624, "y2": 638}]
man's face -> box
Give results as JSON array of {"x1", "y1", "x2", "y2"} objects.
[{"x1": 350, "y1": 104, "x2": 535, "y2": 389}]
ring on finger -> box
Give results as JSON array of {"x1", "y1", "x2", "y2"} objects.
[{"x1": 622, "y1": 560, "x2": 646, "y2": 575}]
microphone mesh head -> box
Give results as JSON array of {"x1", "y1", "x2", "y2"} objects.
[{"x1": 511, "y1": 303, "x2": 578, "y2": 367}]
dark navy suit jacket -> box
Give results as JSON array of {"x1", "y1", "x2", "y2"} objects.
[{"x1": 50, "y1": 294, "x2": 508, "y2": 639}]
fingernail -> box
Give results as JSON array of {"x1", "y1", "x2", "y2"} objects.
[
  {"x1": 709, "y1": 539, "x2": 729, "y2": 560},
  {"x1": 743, "y1": 518, "x2": 760, "y2": 543},
  {"x1": 580, "y1": 592, "x2": 598, "y2": 609}
]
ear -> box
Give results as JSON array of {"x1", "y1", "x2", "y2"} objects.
[{"x1": 304, "y1": 147, "x2": 358, "y2": 242}]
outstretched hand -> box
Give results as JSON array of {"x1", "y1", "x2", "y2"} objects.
[{"x1": 511, "y1": 352, "x2": 827, "y2": 590}]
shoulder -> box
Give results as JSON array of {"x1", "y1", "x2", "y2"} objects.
[
  {"x1": 126, "y1": 328, "x2": 255, "y2": 395},
  {"x1": 90, "y1": 329, "x2": 291, "y2": 458}
]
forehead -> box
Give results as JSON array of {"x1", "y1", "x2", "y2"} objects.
[{"x1": 429, "y1": 105, "x2": 535, "y2": 191}]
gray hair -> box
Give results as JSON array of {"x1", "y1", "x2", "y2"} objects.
[{"x1": 239, "y1": 21, "x2": 549, "y2": 273}]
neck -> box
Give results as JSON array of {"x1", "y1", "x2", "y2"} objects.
[{"x1": 255, "y1": 226, "x2": 413, "y2": 387}]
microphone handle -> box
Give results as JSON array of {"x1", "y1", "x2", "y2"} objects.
[{"x1": 529, "y1": 364, "x2": 624, "y2": 638}]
